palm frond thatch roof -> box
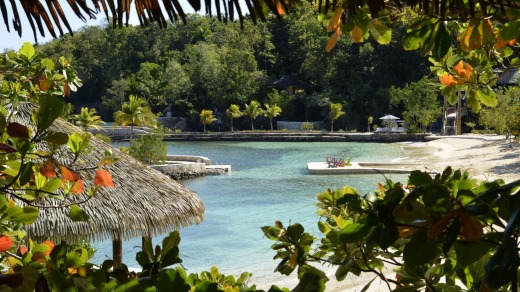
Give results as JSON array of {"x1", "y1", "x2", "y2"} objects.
[
  {"x1": 3, "y1": 0, "x2": 512, "y2": 42},
  {"x1": 7, "y1": 103, "x2": 205, "y2": 242}
]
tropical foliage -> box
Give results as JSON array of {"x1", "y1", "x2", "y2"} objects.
[
  {"x1": 479, "y1": 87, "x2": 520, "y2": 143},
  {"x1": 329, "y1": 103, "x2": 345, "y2": 132},
  {"x1": 199, "y1": 109, "x2": 217, "y2": 133},
  {"x1": 225, "y1": 104, "x2": 243, "y2": 132},
  {"x1": 389, "y1": 77, "x2": 443, "y2": 133},
  {"x1": 128, "y1": 128, "x2": 168, "y2": 165},
  {"x1": 244, "y1": 100, "x2": 264, "y2": 131},
  {"x1": 262, "y1": 167, "x2": 520, "y2": 291},
  {"x1": 114, "y1": 95, "x2": 156, "y2": 142},
  {"x1": 264, "y1": 103, "x2": 282, "y2": 131},
  {"x1": 70, "y1": 107, "x2": 105, "y2": 131}
]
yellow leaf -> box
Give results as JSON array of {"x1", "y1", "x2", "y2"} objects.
[
  {"x1": 326, "y1": 27, "x2": 342, "y2": 53},
  {"x1": 350, "y1": 25, "x2": 363, "y2": 42},
  {"x1": 327, "y1": 7, "x2": 343, "y2": 33},
  {"x1": 288, "y1": 249, "x2": 298, "y2": 268},
  {"x1": 460, "y1": 19, "x2": 493, "y2": 51}
]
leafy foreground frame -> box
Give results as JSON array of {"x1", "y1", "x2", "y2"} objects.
[{"x1": 263, "y1": 167, "x2": 520, "y2": 291}]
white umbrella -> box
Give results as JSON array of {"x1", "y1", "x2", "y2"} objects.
[{"x1": 379, "y1": 114, "x2": 400, "y2": 120}]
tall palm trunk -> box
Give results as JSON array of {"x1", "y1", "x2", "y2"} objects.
[
  {"x1": 270, "y1": 119, "x2": 274, "y2": 131},
  {"x1": 331, "y1": 121, "x2": 334, "y2": 132},
  {"x1": 230, "y1": 119, "x2": 234, "y2": 132},
  {"x1": 251, "y1": 120, "x2": 254, "y2": 131}
]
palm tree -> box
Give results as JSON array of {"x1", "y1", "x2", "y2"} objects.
[
  {"x1": 243, "y1": 100, "x2": 263, "y2": 131},
  {"x1": 367, "y1": 116, "x2": 373, "y2": 132},
  {"x1": 329, "y1": 103, "x2": 345, "y2": 132},
  {"x1": 199, "y1": 109, "x2": 217, "y2": 133},
  {"x1": 114, "y1": 95, "x2": 154, "y2": 143},
  {"x1": 226, "y1": 104, "x2": 243, "y2": 132},
  {"x1": 263, "y1": 103, "x2": 282, "y2": 131},
  {"x1": 71, "y1": 107, "x2": 105, "y2": 131}
]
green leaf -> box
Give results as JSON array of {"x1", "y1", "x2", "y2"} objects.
[
  {"x1": 17, "y1": 206, "x2": 39, "y2": 224},
  {"x1": 291, "y1": 271, "x2": 326, "y2": 292},
  {"x1": 114, "y1": 279, "x2": 139, "y2": 292},
  {"x1": 409, "y1": 170, "x2": 433, "y2": 186},
  {"x1": 432, "y1": 23, "x2": 451, "y2": 61},
  {"x1": 43, "y1": 132, "x2": 70, "y2": 145},
  {"x1": 69, "y1": 205, "x2": 90, "y2": 222},
  {"x1": 13, "y1": 266, "x2": 40, "y2": 292},
  {"x1": 501, "y1": 20, "x2": 520, "y2": 41},
  {"x1": 194, "y1": 280, "x2": 219, "y2": 292},
  {"x1": 422, "y1": 184, "x2": 451, "y2": 214},
  {"x1": 34, "y1": 95, "x2": 64, "y2": 132},
  {"x1": 475, "y1": 86, "x2": 497, "y2": 107},
  {"x1": 403, "y1": 231, "x2": 440, "y2": 268},
  {"x1": 339, "y1": 223, "x2": 372, "y2": 243},
  {"x1": 286, "y1": 224, "x2": 304, "y2": 242},
  {"x1": 442, "y1": 219, "x2": 460, "y2": 253},
  {"x1": 41, "y1": 178, "x2": 62, "y2": 193},
  {"x1": 368, "y1": 21, "x2": 391, "y2": 45},
  {"x1": 377, "y1": 222, "x2": 398, "y2": 249},
  {"x1": 467, "y1": 90, "x2": 482, "y2": 113},
  {"x1": 455, "y1": 240, "x2": 493, "y2": 267},
  {"x1": 135, "y1": 251, "x2": 151, "y2": 268},
  {"x1": 161, "y1": 246, "x2": 182, "y2": 268},
  {"x1": 18, "y1": 42, "x2": 35, "y2": 60},
  {"x1": 67, "y1": 132, "x2": 91, "y2": 158},
  {"x1": 157, "y1": 269, "x2": 190, "y2": 291}
]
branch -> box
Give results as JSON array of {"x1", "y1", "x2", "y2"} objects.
[{"x1": 6, "y1": 191, "x2": 95, "y2": 209}]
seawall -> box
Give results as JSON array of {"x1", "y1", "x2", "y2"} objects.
[{"x1": 93, "y1": 128, "x2": 430, "y2": 142}]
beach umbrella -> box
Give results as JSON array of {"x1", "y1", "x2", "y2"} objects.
[
  {"x1": 6, "y1": 103, "x2": 205, "y2": 267},
  {"x1": 379, "y1": 114, "x2": 400, "y2": 120}
]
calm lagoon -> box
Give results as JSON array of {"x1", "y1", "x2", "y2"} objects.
[{"x1": 92, "y1": 141, "x2": 410, "y2": 287}]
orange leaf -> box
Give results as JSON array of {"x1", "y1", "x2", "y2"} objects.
[
  {"x1": 31, "y1": 252, "x2": 46, "y2": 263},
  {"x1": 276, "y1": 1, "x2": 285, "y2": 15},
  {"x1": 19, "y1": 245, "x2": 28, "y2": 255},
  {"x1": 397, "y1": 226, "x2": 420, "y2": 239},
  {"x1": 40, "y1": 160, "x2": 57, "y2": 178},
  {"x1": 453, "y1": 61, "x2": 473, "y2": 81},
  {"x1": 39, "y1": 76, "x2": 51, "y2": 91},
  {"x1": 59, "y1": 165, "x2": 80, "y2": 181},
  {"x1": 327, "y1": 6, "x2": 343, "y2": 32},
  {"x1": 495, "y1": 34, "x2": 517, "y2": 49},
  {"x1": 460, "y1": 209, "x2": 483, "y2": 242},
  {"x1": 94, "y1": 169, "x2": 114, "y2": 188},
  {"x1": 427, "y1": 210, "x2": 458, "y2": 241},
  {"x1": 0, "y1": 235, "x2": 13, "y2": 252},
  {"x1": 326, "y1": 27, "x2": 342, "y2": 53},
  {"x1": 350, "y1": 25, "x2": 363, "y2": 42},
  {"x1": 377, "y1": 183, "x2": 385, "y2": 191},
  {"x1": 70, "y1": 179, "x2": 84, "y2": 195},
  {"x1": 439, "y1": 73, "x2": 459, "y2": 86},
  {"x1": 64, "y1": 81, "x2": 71, "y2": 97},
  {"x1": 42, "y1": 240, "x2": 55, "y2": 256}
]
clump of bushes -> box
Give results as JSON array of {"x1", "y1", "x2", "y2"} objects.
[
  {"x1": 129, "y1": 127, "x2": 168, "y2": 164},
  {"x1": 301, "y1": 122, "x2": 314, "y2": 131}
]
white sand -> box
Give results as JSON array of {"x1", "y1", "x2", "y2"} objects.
[{"x1": 402, "y1": 134, "x2": 520, "y2": 183}]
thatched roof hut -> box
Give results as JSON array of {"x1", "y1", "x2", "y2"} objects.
[{"x1": 7, "y1": 103, "x2": 205, "y2": 264}]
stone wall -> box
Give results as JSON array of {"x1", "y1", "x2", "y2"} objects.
[
  {"x1": 151, "y1": 162, "x2": 206, "y2": 180},
  {"x1": 277, "y1": 121, "x2": 325, "y2": 131}
]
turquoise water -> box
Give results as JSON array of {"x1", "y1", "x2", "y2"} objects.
[{"x1": 92, "y1": 141, "x2": 409, "y2": 287}]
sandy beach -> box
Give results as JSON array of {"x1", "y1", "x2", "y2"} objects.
[
  {"x1": 279, "y1": 134, "x2": 520, "y2": 291},
  {"x1": 402, "y1": 134, "x2": 520, "y2": 183}
]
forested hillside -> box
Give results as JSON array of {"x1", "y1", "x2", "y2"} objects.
[{"x1": 36, "y1": 4, "x2": 430, "y2": 131}]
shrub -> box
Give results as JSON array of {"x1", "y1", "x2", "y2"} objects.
[
  {"x1": 301, "y1": 122, "x2": 314, "y2": 131},
  {"x1": 129, "y1": 128, "x2": 167, "y2": 164}
]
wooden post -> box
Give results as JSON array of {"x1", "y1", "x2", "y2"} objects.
[
  {"x1": 112, "y1": 238, "x2": 123, "y2": 269},
  {"x1": 456, "y1": 90, "x2": 462, "y2": 135}
]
